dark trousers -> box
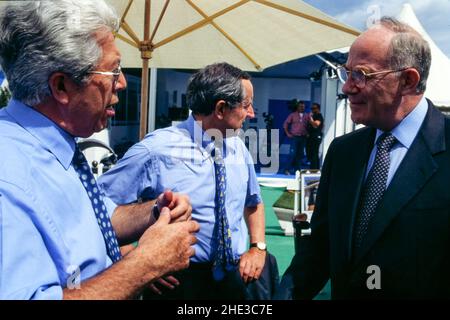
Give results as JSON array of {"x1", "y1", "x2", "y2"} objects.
[
  {"x1": 143, "y1": 254, "x2": 279, "y2": 300},
  {"x1": 286, "y1": 135, "x2": 307, "y2": 172},
  {"x1": 306, "y1": 135, "x2": 322, "y2": 170}
]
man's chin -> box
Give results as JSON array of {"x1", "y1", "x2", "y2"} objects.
[
  {"x1": 350, "y1": 114, "x2": 371, "y2": 127},
  {"x1": 94, "y1": 121, "x2": 109, "y2": 133},
  {"x1": 224, "y1": 128, "x2": 242, "y2": 138},
  {"x1": 105, "y1": 105, "x2": 116, "y2": 117},
  {"x1": 350, "y1": 109, "x2": 366, "y2": 124}
]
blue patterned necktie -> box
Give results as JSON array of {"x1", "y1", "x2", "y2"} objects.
[
  {"x1": 73, "y1": 146, "x2": 122, "y2": 263},
  {"x1": 211, "y1": 146, "x2": 235, "y2": 280},
  {"x1": 354, "y1": 132, "x2": 397, "y2": 250}
]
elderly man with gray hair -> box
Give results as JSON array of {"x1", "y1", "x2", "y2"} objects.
[
  {"x1": 0, "y1": 0, "x2": 199, "y2": 300},
  {"x1": 279, "y1": 17, "x2": 450, "y2": 299}
]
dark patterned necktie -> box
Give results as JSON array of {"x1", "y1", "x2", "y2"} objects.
[
  {"x1": 354, "y1": 132, "x2": 397, "y2": 250},
  {"x1": 73, "y1": 146, "x2": 122, "y2": 263},
  {"x1": 211, "y1": 146, "x2": 235, "y2": 280}
]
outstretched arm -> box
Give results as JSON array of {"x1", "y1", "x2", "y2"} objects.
[{"x1": 63, "y1": 208, "x2": 199, "y2": 300}]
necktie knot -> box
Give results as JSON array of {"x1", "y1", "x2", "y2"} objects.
[
  {"x1": 73, "y1": 146, "x2": 87, "y2": 166},
  {"x1": 211, "y1": 145, "x2": 225, "y2": 164},
  {"x1": 376, "y1": 132, "x2": 397, "y2": 151}
]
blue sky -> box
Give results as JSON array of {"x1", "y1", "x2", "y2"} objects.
[{"x1": 303, "y1": 0, "x2": 450, "y2": 59}]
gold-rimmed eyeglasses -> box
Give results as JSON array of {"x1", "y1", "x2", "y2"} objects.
[{"x1": 336, "y1": 66, "x2": 409, "y2": 88}]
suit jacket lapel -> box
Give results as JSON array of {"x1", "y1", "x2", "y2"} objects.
[{"x1": 353, "y1": 101, "x2": 446, "y2": 265}]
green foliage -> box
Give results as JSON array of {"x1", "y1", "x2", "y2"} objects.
[{"x1": 0, "y1": 86, "x2": 11, "y2": 108}]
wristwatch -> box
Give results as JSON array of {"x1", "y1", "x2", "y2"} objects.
[
  {"x1": 250, "y1": 242, "x2": 267, "y2": 251},
  {"x1": 152, "y1": 201, "x2": 160, "y2": 220}
]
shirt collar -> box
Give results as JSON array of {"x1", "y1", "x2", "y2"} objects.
[
  {"x1": 5, "y1": 99, "x2": 76, "y2": 169},
  {"x1": 375, "y1": 96, "x2": 428, "y2": 149},
  {"x1": 184, "y1": 114, "x2": 237, "y2": 156}
]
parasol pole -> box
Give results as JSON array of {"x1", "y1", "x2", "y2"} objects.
[{"x1": 139, "y1": 0, "x2": 152, "y2": 140}]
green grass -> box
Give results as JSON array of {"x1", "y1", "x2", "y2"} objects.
[
  {"x1": 260, "y1": 185, "x2": 331, "y2": 300},
  {"x1": 260, "y1": 185, "x2": 295, "y2": 275}
]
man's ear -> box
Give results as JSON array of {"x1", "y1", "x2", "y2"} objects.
[
  {"x1": 48, "y1": 72, "x2": 73, "y2": 105},
  {"x1": 401, "y1": 68, "x2": 421, "y2": 95},
  {"x1": 214, "y1": 100, "x2": 228, "y2": 119}
]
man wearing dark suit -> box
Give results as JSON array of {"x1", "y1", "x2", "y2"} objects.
[{"x1": 278, "y1": 17, "x2": 450, "y2": 299}]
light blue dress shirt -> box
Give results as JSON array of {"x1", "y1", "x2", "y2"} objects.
[
  {"x1": 365, "y1": 97, "x2": 428, "y2": 186},
  {"x1": 0, "y1": 100, "x2": 116, "y2": 299},
  {"x1": 99, "y1": 115, "x2": 262, "y2": 263}
]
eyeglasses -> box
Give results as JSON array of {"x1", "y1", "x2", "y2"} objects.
[
  {"x1": 336, "y1": 66, "x2": 409, "y2": 88},
  {"x1": 241, "y1": 100, "x2": 253, "y2": 111},
  {"x1": 87, "y1": 64, "x2": 122, "y2": 88}
]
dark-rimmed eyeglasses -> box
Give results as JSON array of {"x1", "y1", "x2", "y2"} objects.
[
  {"x1": 336, "y1": 66, "x2": 409, "y2": 88},
  {"x1": 88, "y1": 64, "x2": 122, "y2": 88}
]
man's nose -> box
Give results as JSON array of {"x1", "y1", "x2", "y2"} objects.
[
  {"x1": 246, "y1": 104, "x2": 255, "y2": 119},
  {"x1": 342, "y1": 76, "x2": 358, "y2": 95},
  {"x1": 115, "y1": 72, "x2": 127, "y2": 92}
]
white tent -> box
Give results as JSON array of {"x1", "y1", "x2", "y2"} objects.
[
  {"x1": 325, "y1": 4, "x2": 450, "y2": 107},
  {"x1": 397, "y1": 3, "x2": 450, "y2": 107},
  {"x1": 320, "y1": 3, "x2": 450, "y2": 164}
]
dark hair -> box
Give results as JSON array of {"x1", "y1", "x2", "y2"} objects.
[
  {"x1": 312, "y1": 103, "x2": 320, "y2": 110},
  {"x1": 186, "y1": 62, "x2": 250, "y2": 116}
]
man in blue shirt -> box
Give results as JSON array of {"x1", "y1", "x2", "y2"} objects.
[
  {"x1": 99, "y1": 62, "x2": 267, "y2": 299},
  {"x1": 0, "y1": 0, "x2": 198, "y2": 300}
]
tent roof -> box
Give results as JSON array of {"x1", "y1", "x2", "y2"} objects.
[{"x1": 109, "y1": 0, "x2": 359, "y2": 71}]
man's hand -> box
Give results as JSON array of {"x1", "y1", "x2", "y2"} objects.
[
  {"x1": 136, "y1": 207, "x2": 199, "y2": 279},
  {"x1": 63, "y1": 208, "x2": 199, "y2": 300},
  {"x1": 156, "y1": 190, "x2": 192, "y2": 223},
  {"x1": 239, "y1": 248, "x2": 266, "y2": 284},
  {"x1": 148, "y1": 275, "x2": 180, "y2": 295}
]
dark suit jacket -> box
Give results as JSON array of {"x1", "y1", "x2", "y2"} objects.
[
  {"x1": 281, "y1": 100, "x2": 450, "y2": 299},
  {"x1": 246, "y1": 252, "x2": 280, "y2": 300}
]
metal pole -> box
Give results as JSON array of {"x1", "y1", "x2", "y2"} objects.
[{"x1": 294, "y1": 170, "x2": 301, "y2": 215}]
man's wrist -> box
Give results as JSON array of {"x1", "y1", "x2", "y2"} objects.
[
  {"x1": 250, "y1": 242, "x2": 267, "y2": 251},
  {"x1": 152, "y1": 201, "x2": 160, "y2": 220}
]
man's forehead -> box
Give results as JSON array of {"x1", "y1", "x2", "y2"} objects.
[
  {"x1": 95, "y1": 31, "x2": 122, "y2": 64},
  {"x1": 347, "y1": 28, "x2": 393, "y2": 67},
  {"x1": 241, "y1": 79, "x2": 253, "y2": 94},
  {"x1": 353, "y1": 27, "x2": 394, "y2": 52}
]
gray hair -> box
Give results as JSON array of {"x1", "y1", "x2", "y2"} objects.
[
  {"x1": 186, "y1": 62, "x2": 251, "y2": 116},
  {"x1": 379, "y1": 17, "x2": 431, "y2": 93},
  {"x1": 0, "y1": 0, "x2": 119, "y2": 106}
]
